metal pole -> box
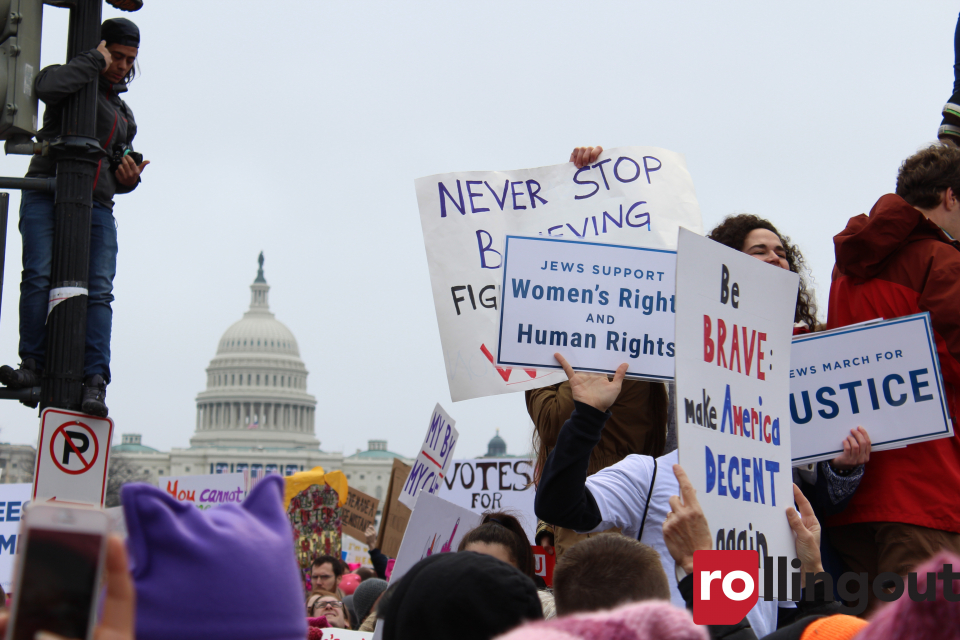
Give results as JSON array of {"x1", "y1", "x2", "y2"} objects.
[
  {"x1": 0, "y1": 193, "x2": 7, "y2": 330},
  {"x1": 41, "y1": 0, "x2": 103, "y2": 411}
]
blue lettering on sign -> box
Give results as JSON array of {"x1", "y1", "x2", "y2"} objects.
[
  {"x1": 790, "y1": 368, "x2": 934, "y2": 421},
  {"x1": 5, "y1": 501, "x2": 21, "y2": 522},
  {"x1": 704, "y1": 446, "x2": 779, "y2": 506}
]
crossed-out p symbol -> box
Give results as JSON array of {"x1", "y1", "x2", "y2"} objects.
[
  {"x1": 50, "y1": 422, "x2": 99, "y2": 475},
  {"x1": 693, "y1": 550, "x2": 759, "y2": 625}
]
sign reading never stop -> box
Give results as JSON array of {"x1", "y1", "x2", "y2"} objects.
[{"x1": 33, "y1": 408, "x2": 114, "y2": 507}]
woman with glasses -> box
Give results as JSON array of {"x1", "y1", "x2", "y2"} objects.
[{"x1": 307, "y1": 591, "x2": 351, "y2": 629}]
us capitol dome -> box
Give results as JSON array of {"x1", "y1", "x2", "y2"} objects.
[{"x1": 109, "y1": 255, "x2": 412, "y2": 497}]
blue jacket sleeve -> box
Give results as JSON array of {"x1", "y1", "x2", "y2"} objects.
[{"x1": 368, "y1": 547, "x2": 388, "y2": 580}]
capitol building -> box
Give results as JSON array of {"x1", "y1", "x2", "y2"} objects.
[{"x1": 110, "y1": 256, "x2": 412, "y2": 501}]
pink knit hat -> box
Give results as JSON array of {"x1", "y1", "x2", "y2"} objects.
[
  {"x1": 854, "y1": 551, "x2": 960, "y2": 640},
  {"x1": 494, "y1": 600, "x2": 707, "y2": 640}
]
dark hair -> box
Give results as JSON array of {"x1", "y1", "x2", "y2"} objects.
[
  {"x1": 457, "y1": 512, "x2": 535, "y2": 580},
  {"x1": 552, "y1": 534, "x2": 670, "y2": 615},
  {"x1": 355, "y1": 566, "x2": 376, "y2": 581},
  {"x1": 312, "y1": 554, "x2": 344, "y2": 577},
  {"x1": 896, "y1": 144, "x2": 960, "y2": 209},
  {"x1": 532, "y1": 381, "x2": 668, "y2": 486},
  {"x1": 708, "y1": 214, "x2": 819, "y2": 330}
]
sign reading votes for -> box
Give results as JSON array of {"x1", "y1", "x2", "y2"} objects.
[
  {"x1": 33, "y1": 408, "x2": 114, "y2": 507},
  {"x1": 790, "y1": 313, "x2": 953, "y2": 464},
  {"x1": 415, "y1": 146, "x2": 702, "y2": 402},
  {"x1": 674, "y1": 229, "x2": 798, "y2": 599},
  {"x1": 398, "y1": 404, "x2": 458, "y2": 511},
  {"x1": 498, "y1": 236, "x2": 676, "y2": 380},
  {"x1": 438, "y1": 458, "x2": 536, "y2": 543}
]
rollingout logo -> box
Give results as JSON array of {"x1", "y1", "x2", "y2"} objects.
[{"x1": 693, "y1": 550, "x2": 960, "y2": 625}]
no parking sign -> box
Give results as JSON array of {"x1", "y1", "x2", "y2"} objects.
[{"x1": 33, "y1": 408, "x2": 114, "y2": 507}]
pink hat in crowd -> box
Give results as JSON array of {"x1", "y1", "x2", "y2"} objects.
[
  {"x1": 339, "y1": 573, "x2": 361, "y2": 595},
  {"x1": 855, "y1": 551, "x2": 960, "y2": 640},
  {"x1": 494, "y1": 600, "x2": 707, "y2": 640}
]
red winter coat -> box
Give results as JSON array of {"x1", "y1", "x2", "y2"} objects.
[{"x1": 826, "y1": 194, "x2": 960, "y2": 533}]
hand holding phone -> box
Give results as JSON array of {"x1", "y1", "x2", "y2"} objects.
[{"x1": 4, "y1": 506, "x2": 135, "y2": 640}]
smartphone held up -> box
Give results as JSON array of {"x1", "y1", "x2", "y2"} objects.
[{"x1": 5, "y1": 505, "x2": 109, "y2": 640}]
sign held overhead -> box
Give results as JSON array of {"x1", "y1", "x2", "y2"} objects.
[{"x1": 398, "y1": 404, "x2": 458, "y2": 510}]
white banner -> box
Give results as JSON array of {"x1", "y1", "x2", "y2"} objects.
[
  {"x1": 342, "y1": 534, "x2": 374, "y2": 568},
  {"x1": 497, "y1": 236, "x2": 676, "y2": 379},
  {"x1": 390, "y1": 492, "x2": 482, "y2": 585},
  {"x1": 0, "y1": 484, "x2": 31, "y2": 591},
  {"x1": 416, "y1": 146, "x2": 702, "y2": 401},
  {"x1": 790, "y1": 313, "x2": 953, "y2": 464},
  {"x1": 675, "y1": 229, "x2": 798, "y2": 597},
  {"x1": 398, "y1": 404, "x2": 459, "y2": 510},
  {"x1": 161, "y1": 473, "x2": 246, "y2": 510},
  {"x1": 438, "y1": 458, "x2": 536, "y2": 543}
]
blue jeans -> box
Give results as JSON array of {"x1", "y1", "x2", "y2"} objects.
[{"x1": 18, "y1": 190, "x2": 117, "y2": 382}]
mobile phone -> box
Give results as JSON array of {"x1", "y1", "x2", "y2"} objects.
[{"x1": 5, "y1": 505, "x2": 109, "y2": 640}]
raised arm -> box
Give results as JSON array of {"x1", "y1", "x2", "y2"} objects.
[
  {"x1": 34, "y1": 44, "x2": 109, "y2": 105},
  {"x1": 534, "y1": 354, "x2": 626, "y2": 532}
]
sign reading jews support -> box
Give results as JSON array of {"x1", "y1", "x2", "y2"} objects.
[
  {"x1": 0, "y1": 483, "x2": 31, "y2": 591},
  {"x1": 438, "y1": 458, "x2": 537, "y2": 543},
  {"x1": 33, "y1": 408, "x2": 114, "y2": 507},
  {"x1": 342, "y1": 487, "x2": 380, "y2": 542},
  {"x1": 790, "y1": 313, "x2": 953, "y2": 464},
  {"x1": 497, "y1": 236, "x2": 676, "y2": 380},
  {"x1": 398, "y1": 404, "x2": 458, "y2": 510},
  {"x1": 675, "y1": 229, "x2": 798, "y2": 598},
  {"x1": 389, "y1": 492, "x2": 482, "y2": 585},
  {"x1": 415, "y1": 146, "x2": 703, "y2": 402},
  {"x1": 162, "y1": 473, "x2": 246, "y2": 510}
]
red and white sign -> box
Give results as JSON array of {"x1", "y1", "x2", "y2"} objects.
[{"x1": 33, "y1": 408, "x2": 114, "y2": 507}]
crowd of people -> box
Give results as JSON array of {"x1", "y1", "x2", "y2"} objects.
[
  {"x1": 5, "y1": 10, "x2": 960, "y2": 640},
  {"x1": 7, "y1": 127, "x2": 957, "y2": 639}
]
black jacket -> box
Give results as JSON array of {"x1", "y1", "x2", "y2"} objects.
[{"x1": 26, "y1": 49, "x2": 140, "y2": 208}]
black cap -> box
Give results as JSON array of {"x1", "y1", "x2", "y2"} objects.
[
  {"x1": 381, "y1": 552, "x2": 542, "y2": 640},
  {"x1": 101, "y1": 18, "x2": 140, "y2": 48}
]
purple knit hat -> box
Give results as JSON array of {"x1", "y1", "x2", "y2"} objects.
[
  {"x1": 122, "y1": 475, "x2": 307, "y2": 640},
  {"x1": 854, "y1": 551, "x2": 960, "y2": 640},
  {"x1": 494, "y1": 600, "x2": 707, "y2": 640}
]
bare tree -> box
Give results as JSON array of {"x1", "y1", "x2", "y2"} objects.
[{"x1": 104, "y1": 457, "x2": 152, "y2": 508}]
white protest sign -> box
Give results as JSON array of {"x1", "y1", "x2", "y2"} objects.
[
  {"x1": 33, "y1": 408, "x2": 114, "y2": 507},
  {"x1": 342, "y1": 534, "x2": 374, "y2": 568},
  {"x1": 497, "y1": 236, "x2": 676, "y2": 379},
  {"x1": 0, "y1": 484, "x2": 31, "y2": 590},
  {"x1": 438, "y1": 458, "x2": 536, "y2": 543},
  {"x1": 675, "y1": 229, "x2": 798, "y2": 598},
  {"x1": 390, "y1": 492, "x2": 482, "y2": 585},
  {"x1": 416, "y1": 146, "x2": 702, "y2": 402},
  {"x1": 161, "y1": 473, "x2": 246, "y2": 510},
  {"x1": 318, "y1": 629, "x2": 370, "y2": 640},
  {"x1": 790, "y1": 313, "x2": 953, "y2": 465},
  {"x1": 398, "y1": 404, "x2": 458, "y2": 510}
]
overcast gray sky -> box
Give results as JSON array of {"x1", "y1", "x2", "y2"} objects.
[{"x1": 0, "y1": 1, "x2": 953, "y2": 460}]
